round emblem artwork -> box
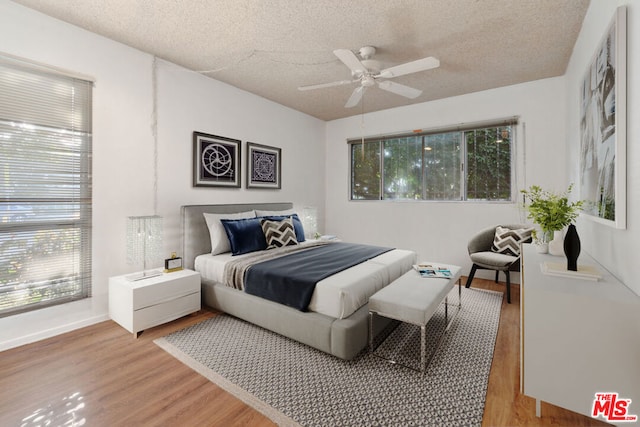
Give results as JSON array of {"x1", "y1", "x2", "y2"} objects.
[
  {"x1": 201, "y1": 143, "x2": 232, "y2": 177},
  {"x1": 252, "y1": 152, "x2": 275, "y2": 181}
]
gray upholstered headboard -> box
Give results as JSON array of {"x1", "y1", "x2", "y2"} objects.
[{"x1": 181, "y1": 202, "x2": 293, "y2": 269}]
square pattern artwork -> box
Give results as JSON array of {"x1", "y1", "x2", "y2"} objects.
[{"x1": 247, "y1": 142, "x2": 281, "y2": 189}]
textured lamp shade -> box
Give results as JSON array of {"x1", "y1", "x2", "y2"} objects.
[
  {"x1": 126, "y1": 215, "x2": 163, "y2": 281},
  {"x1": 301, "y1": 207, "x2": 318, "y2": 239}
]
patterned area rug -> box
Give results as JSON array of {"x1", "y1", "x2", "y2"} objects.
[{"x1": 155, "y1": 287, "x2": 502, "y2": 427}]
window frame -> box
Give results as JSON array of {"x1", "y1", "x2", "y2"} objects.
[
  {"x1": 349, "y1": 118, "x2": 518, "y2": 202},
  {"x1": 0, "y1": 54, "x2": 93, "y2": 317}
]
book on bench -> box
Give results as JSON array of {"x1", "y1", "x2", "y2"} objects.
[{"x1": 413, "y1": 264, "x2": 452, "y2": 278}]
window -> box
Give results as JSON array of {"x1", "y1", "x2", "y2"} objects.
[
  {"x1": 0, "y1": 55, "x2": 93, "y2": 317},
  {"x1": 350, "y1": 120, "x2": 516, "y2": 201}
]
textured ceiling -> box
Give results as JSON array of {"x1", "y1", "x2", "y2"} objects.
[{"x1": 13, "y1": 0, "x2": 590, "y2": 121}]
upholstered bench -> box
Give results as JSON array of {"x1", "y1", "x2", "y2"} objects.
[{"x1": 368, "y1": 263, "x2": 462, "y2": 372}]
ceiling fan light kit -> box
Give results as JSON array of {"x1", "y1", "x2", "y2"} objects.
[
  {"x1": 298, "y1": 45, "x2": 440, "y2": 108},
  {"x1": 358, "y1": 46, "x2": 376, "y2": 59}
]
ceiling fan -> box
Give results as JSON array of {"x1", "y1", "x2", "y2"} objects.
[{"x1": 298, "y1": 46, "x2": 440, "y2": 108}]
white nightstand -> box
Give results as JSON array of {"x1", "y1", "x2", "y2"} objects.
[{"x1": 109, "y1": 269, "x2": 201, "y2": 337}]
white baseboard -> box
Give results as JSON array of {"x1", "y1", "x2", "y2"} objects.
[{"x1": 0, "y1": 296, "x2": 109, "y2": 352}]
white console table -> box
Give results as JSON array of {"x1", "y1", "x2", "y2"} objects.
[{"x1": 520, "y1": 243, "x2": 640, "y2": 424}]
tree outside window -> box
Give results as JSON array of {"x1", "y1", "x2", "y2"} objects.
[{"x1": 350, "y1": 123, "x2": 513, "y2": 202}]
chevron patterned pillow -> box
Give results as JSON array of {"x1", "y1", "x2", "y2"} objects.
[
  {"x1": 491, "y1": 226, "x2": 534, "y2": 257},
  {"x1": 261, "y1": 217, "x2": 299, "y2": 249}
]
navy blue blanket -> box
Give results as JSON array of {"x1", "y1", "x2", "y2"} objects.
[{"x1": 244, "y1": 242, "x2": 393, "y2": 311}]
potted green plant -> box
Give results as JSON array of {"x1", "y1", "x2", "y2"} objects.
[{"x1": 521, "y1": 184, "x2": 583, "y2": 253}]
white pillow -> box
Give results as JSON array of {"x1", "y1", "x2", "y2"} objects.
[
  {"x1": 203, "y1": 211, "x2": 256, "y2": 255},
  {"x1": 255, "y1": 208, "x2": 295, "y2": 217}
]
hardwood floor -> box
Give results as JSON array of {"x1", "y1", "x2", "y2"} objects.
[{"x1": 0, "y1": 277, "x2": 609, "y2": 426}]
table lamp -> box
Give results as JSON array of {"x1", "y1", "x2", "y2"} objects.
[
  {"x1": 301, "y1": 206, "x2": 318, "y2": 239},
  {"x1": 126, "y1": 215, "x2": 163, "y2": 281}
]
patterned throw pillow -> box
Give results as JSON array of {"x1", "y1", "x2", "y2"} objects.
[
  {"x1": 491, "y1": 226, "x2": 534, "y2": 257},
  {"x1": 260, "y1": 217, "x2": 299, "y2": 249}
]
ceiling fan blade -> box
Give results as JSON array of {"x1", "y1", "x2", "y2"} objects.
[
  {"x1": 298, "y1": 79, "x2": 354, "y2": 91},
  {"x1": 378, "y1": 56, "x2": 440, "y2": 78},
  {"x1": 377, "y1": 80, "x2": 422, "y2": 99},
  {"x1": 333, "y1": 49, "x2": 367, "y2": 75},
  {"x1": 344, "y1": 86, "x2": 365, "y2": 108}
]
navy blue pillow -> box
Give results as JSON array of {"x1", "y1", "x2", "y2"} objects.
[
  {"x1": 261, "y1": 213, "x2": 306, "y2": 242},
  {"x1": 220, "y1": 217, "x2": 267, "y2": 255}
]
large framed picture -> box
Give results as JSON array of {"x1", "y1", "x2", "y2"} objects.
[
  {"x1": 193, "y1": 132, "x2": 241, "y2": 188},
  {"x1": 246, "y1": 142, "x2": 281, "y2": 189},
  {"x1": 579, "y1": 6, "x2": 626, "y2": 229}
]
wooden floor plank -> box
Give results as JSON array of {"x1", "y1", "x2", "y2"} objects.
[{"x1": 0, "y1": 279, "x2": 609, "y2": 426}]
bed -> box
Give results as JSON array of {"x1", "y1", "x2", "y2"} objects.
[{"x1": 182, "y1": 203, "x2": 416, "y2": 360}]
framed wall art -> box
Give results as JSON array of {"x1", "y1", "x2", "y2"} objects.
[
  {"x1": 193, "y1": 131, "x2": 241, "y2": 188},
  {"x1": 579, "y1": 6, "x2": 626, "y2": 229},
  {"x1": 246, "y1": 142, "x2": 281, "y2": 189}
]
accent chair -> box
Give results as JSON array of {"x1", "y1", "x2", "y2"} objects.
[{"x1": 465, "y1": 224, "x2": 532, "y2": 304}]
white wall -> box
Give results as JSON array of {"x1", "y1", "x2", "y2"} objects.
[
  {"x1": 325, "y1": 78, "x2": 567, "y2": 278},
  {"x1": 155, "y1": 61, "x2": 326, "y2": 255},
  {"x1": 565, "y1": 1, "x2": 640, "y2": 297},
  {"x1": 0, "y1": 1, "x2": 325, "y2": 350}
]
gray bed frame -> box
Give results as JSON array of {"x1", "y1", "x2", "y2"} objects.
[{"x1": 181, "y1": 202, "x2": 391, "y2": 360}]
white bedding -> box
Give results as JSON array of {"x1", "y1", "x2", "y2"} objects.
[{"x1": 194, "y1": 242, "x2": 416, "y2": 319}]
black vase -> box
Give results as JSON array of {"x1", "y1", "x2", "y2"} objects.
[{"x1": 564, "y1": 224, "x2": 581, "y2": 271}]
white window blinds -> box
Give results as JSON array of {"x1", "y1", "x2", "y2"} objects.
[{"x1": 0, "y1": 54, "x2": 92, "y2": 317}]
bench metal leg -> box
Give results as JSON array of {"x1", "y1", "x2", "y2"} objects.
[
  {"x1": 420, "y1": 325, "x2": 426, "y2": 372},
  {"x1": 368, "y1": 311, "x2": 374, "y2": 352}
]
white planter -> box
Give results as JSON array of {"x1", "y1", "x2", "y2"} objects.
[
  {"x1": 535, "y1": 242, "x2": 549, "y2": 254},
  {"x1": 548, "y1": 230, "x2": 565, "y2": 256}
]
